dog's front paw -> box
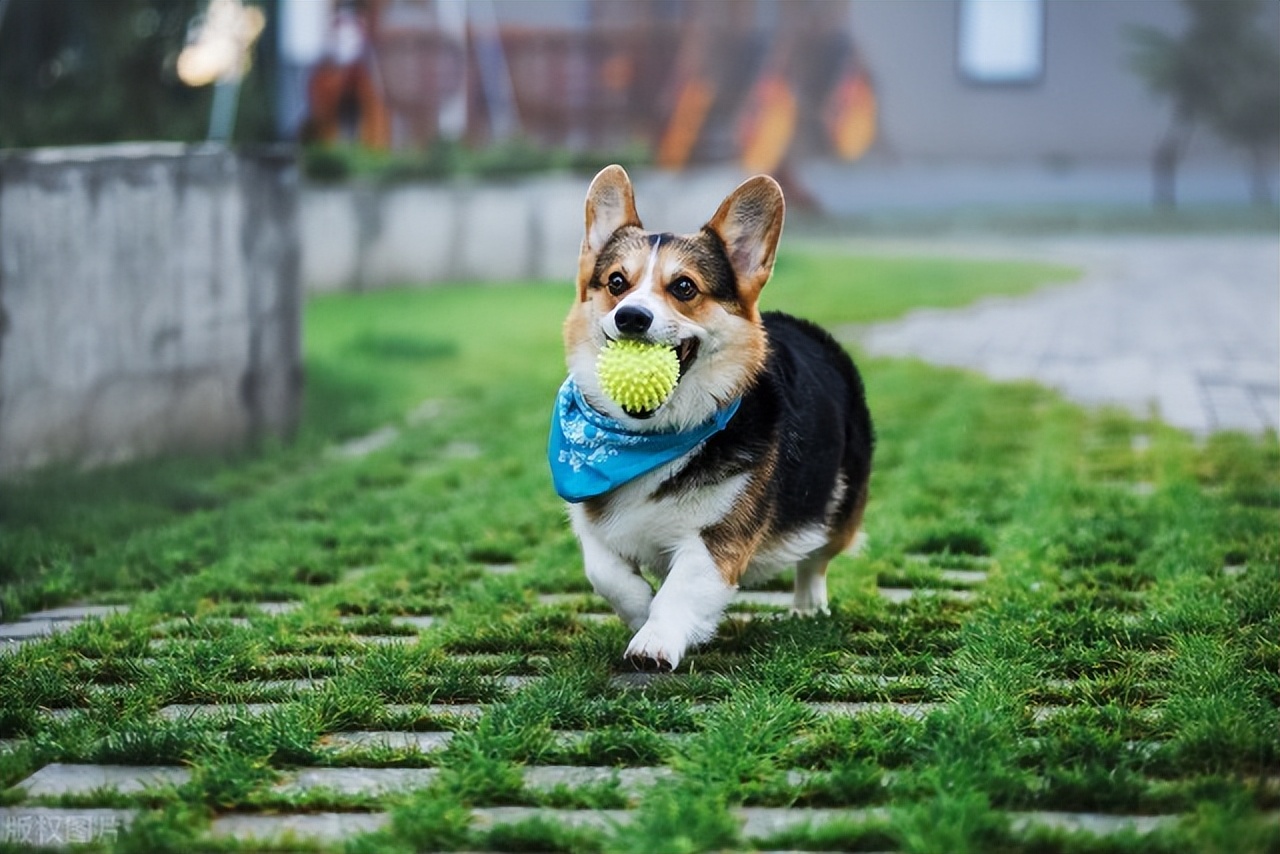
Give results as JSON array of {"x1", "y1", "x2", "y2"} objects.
[
  {"x1": 788, "y1": 604, "x2": 831, "y2": 618},
  {"x1": 624, "y1": 622, "x2": 685, "y2": 672}
]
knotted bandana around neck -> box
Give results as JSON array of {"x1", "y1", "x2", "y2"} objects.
[{"x1": 548, "y1": 378, "x2": 742, "y2": 503}]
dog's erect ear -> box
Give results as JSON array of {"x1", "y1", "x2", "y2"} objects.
[
  {"x1": 583, "y1": 165, "x2": 641, "y2": 257},
  {"x1": 705, "y1": 175, "x2": 785, "y2": 309}
]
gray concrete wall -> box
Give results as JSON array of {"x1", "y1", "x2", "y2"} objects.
[
  {"x1": 300, "y1": 168, "x2": 739, "y2": 292},
  {"x1": 0, "y1": 144, "x2": 301, "y2": 475}
]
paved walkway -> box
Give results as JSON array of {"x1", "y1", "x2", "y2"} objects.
[
  {"x1": 7, "y1": 567, "x2": 1263, "y2": 850},
  {"x1": 840, "y1": 235, "x2": 1278, "y2": 436}
]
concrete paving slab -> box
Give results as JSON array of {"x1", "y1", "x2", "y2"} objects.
[
  {"x1": 210, "y1": 807, "x2": 628, "y2": 844},
  {"x1": 383, "y1": 703, "x2": 487, "y2": 721},
  {"x1": 847, "y1": 236, "x2": 1279, "y2": 437},
  {"x1": 258, "y1": 678, "x2": 326, "y2": 694},
  {"x1": 0, "y1": 620, "x2": 70, "y2": 641},
  {"x1": 275, "y1": 767, "x2": 439, "y2": 797},
  {"x1": 16, "y1": 764, "x2": 191, "y2": 797},
  {"x1": 152, "y1": 616, "x2": 252, "y2": 634},
  {"x1": 37, "y1": 707, "x2": 87, "y2": 722},
  {"x1": 205, "y1": 803, "x2": 1279, "y2": 846},
  {"x1": 338, "y1": 614, "x2": 437, "y2": 633},
  {"x1": 393, "y1": 615, "x2": 438, "y2": 631},
  {"x1": 469, "y1": 806, "x2": 630, "y2": 832},
  {"x1": 159, "y1": 702, "x2": 488, "y2": 724},
  {"x1": 483, "y1": 562, "x2": 519, "y2": 575},
  {"x1": 878, "y1": 586, "x2": 976, "y2": 604},
  {"x1": 734, "y1": 591, "x2": 794, "y2": 609},
  {"x1": 501, "y1": 674, "x2": 540, "y2": 691},
  {"x1": 17, "y1": 605, "x2": 129, "y2": 622},
  {"x1": 735, "y1": 807, "x2": 1194, "y2": 839},
  {"x1": 158, "y1": 703, "x2": 281, "y2": 722},
  {"x1": 806, "y1": 701, "x2": 943, "y2": 720},
  {"x1": 1008, "y1": 810, "x2": 1176, "y2": 835},
  {"x1": 254, "y1": 601, "x2": 303, "y2": 616},
  {"x1": 537, "y1": 593, "x2": 608, "y2": 609},
  {"x1": 352, "y1": 634, "x2": 421, "y2": 646},
  {"x1": 522, "y1": 766, "x2": 673, "y2": 795},
  {"x1": 332, "y1": 425, "x2": 399, "y2": 459},
  {"x1": 937, "y1": 569, "x2": 990, "y2": 586},
  {"x1": 738, "y1": 807, "x2": 888, "y2": 839},
  {"x1": 268, "y1": 765, "x2": 669, "y2": 800},
  {"x1": 209, "y1": 811, "x2": 388, "y2": 843},
  {"x1": 320, "y1": 731, "x2": 455, "y2": 753}
]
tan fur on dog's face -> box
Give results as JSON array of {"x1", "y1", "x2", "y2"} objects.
[{"x1": 565, "y1": 166, "x2": 785, "y2": 430}]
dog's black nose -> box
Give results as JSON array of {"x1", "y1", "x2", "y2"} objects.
[{"x1": 613, "y1": 305, "x2": 653, "y2": 336}]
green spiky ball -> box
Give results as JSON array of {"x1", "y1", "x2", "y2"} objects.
[{"x1": 597, "y1": 339, "x2": 680, "y2": 415}]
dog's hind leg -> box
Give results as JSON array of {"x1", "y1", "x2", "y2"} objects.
[
  {"x1": 794, "y1": 484, "x2": 869, "y2": 616},
  {"x1": 792, "y1": 555, "x2": 831, "y2": 616}
]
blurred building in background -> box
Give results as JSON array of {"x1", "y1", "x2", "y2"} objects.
[
  {"x1": 0, "y1": 0, "x2": 1275, "y2": 204},
  {"x1": 277, "y1": 0, "x2": 876, "y2": 177},
  {"x1": 273, "y1": 0, "x2": 1276, "y2": 189}
]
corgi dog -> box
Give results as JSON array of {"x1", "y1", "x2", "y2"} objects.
[{"x1": 549, "y1": 165, "x2": 873, "y2": 671}]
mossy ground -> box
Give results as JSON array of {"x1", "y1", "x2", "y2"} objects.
[{"x1": 1, "y1": 249, "x2": 1275, "y2": 853}]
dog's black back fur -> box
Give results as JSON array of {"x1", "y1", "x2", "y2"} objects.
[{"x1": 655, "y1": 311, "x2": 873, "y2": 539}]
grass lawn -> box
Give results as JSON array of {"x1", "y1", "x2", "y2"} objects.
[{"x1": 0, "y1": 248, "x2": 1276, "y2": 853}]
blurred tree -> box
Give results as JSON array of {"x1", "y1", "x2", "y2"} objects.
[
  {"x1": 0, "y1": 0, "x2": 278, "y2": 149},
  {"x1": 1127, "y1": 0, "x2": 1280, "y2": 207}
]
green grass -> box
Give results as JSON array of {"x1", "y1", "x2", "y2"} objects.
[{"x1": 0, "y1": 249, "x2": 1277, "y2": 853}]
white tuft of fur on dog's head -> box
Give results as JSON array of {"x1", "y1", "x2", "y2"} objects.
[{"x1": 564, "y1": 165, "x2": 785, "y2": 431}]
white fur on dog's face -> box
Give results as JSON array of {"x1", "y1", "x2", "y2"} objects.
[
  {"x1": 565, "y1": 236, "x2": 763, "y2": 431},
  {"x1": 564, "y1": 167, "x2": 783, "y2": 432}
]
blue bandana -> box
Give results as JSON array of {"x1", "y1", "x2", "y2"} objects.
[{"x1": 548, "y1": 378, "x2": 741, "y2": 503}]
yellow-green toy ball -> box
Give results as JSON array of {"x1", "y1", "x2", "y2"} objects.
[{"x1": 596, "y1": 339, "x2": 680, "y2": 415}]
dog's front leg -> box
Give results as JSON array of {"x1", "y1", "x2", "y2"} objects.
[
  {"x1": 572, "y1": 520, "x2": 653, "y2": 631},
  {"x1": 625, "y1": 539, "x2": 736, "y2": 671}
]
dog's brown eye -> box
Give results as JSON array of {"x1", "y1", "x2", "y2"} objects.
[
  {"x1": 669, "y1": 277, "x2": 698, "y2": 302},
  {"x1": 606, "y1": 272, "x2": 628, "y2": 295}
]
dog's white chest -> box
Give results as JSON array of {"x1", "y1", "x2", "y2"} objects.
[{"x1": 569, "y1": 463, "x2": 750, "y2": 573}]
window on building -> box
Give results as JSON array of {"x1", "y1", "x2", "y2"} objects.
[{"x1": 957, "y1": 0, "x2": 1045, "y2": 84}]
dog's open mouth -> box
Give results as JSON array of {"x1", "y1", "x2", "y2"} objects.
[
  {"x1": 676, "y1": 337, "x2": 700, "y2": 379},
  {"x1": 618, "y1": 336, "x2": 699, "y2": 420}
]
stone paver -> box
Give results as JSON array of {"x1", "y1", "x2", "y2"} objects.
[
  {"x1": 340, "y1": 614, "x2": 438, "y2": 631},
  {"x1": 15, "y1": 763, "x2": 191, "y2": 797},
  {"x1": 275, "y1": 767, "x2": 439, "y2": 797},
  {"x1": 209, "y1": 811, "x2": 387, "y2": 843},
  {"x1": 14, "y1": 757, "x2": 1246, "y2": 847},
  {"x1": 0, "y1": 603, "x2": 131, "y2": 654},
  {"x1": 0, "y1": 621, "x2": 69, "y2": 642},
  {"x1": 523, "y1": 765, "x2": 674, "y2": 795},
  {"x1": 332, "y1": 425, "x2": 400, "y2": 459},
  {"x1": 734, "y1": 591, "x2": 794, "y2": 609},
  {"x1": 17, "y1": 605, "x2": 129, "y2": 622},
  {"x1": 878, "y1": 586, "x2": 975, "y2": 604},
  {"x1": 321, "y1": 731, "x2": 455, "y2": 753},
  {"x1": 157, "y1": 702, "x2": 487, "y2": 723},
  {"x1": 846, "y1": 236, "x2": 1279, "y2": 436},
  {"x1": 202, "y1": 804, "x2": 1232, "y2": 845},
  {"x1": 805, "y1": 701, "x2": 943, "y2": 720},
  {"x1": 936, "y1": 568, "x2": 990, "y2": 586},
  {"x1": 12, "y1": 763, "x2": 669, "y2": 804},
  {"x1": 254, "y1": 601, "x2": 303, "y2": 616}
]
